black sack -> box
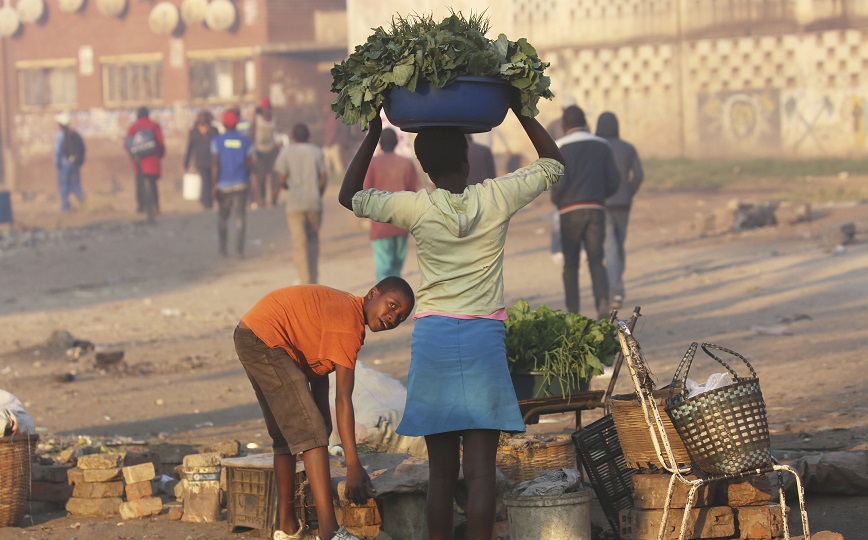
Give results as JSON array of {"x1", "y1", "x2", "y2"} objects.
[{"x1": 125, "y1": 128, "x2": 160, "y2": 159}]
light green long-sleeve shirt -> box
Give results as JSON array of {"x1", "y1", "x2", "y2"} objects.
[{"x1": 353, "y1": 158, "x2": 563, "y2": 316}]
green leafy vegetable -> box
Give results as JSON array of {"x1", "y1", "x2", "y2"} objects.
[
  {"x1": 505, "y1": 300, "x2": 618, "y2": 398},
  {"x1": 330, "y1": 11, "x2": 554, "y2": 128}
]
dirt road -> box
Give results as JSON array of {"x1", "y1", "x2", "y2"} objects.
[{"x1": 0, "y1": 175, "x2": 865, "y2": 539}]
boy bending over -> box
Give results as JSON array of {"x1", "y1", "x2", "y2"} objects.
[{"x1": 235, "y1": 278, "x2": 415, "y2": 540}]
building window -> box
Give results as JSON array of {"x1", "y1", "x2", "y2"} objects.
[
  {"x1": 18, "y1": 65, "x2": 77, "y2": 108},
  {"x1": 189, "y1": 58, "x2": 255, "y2": 102},
  {"x1": 102, "y1": 61, "x2": 163, "y2": 106}
]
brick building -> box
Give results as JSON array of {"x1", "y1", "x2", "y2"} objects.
[{"x1": 0, "y1": 0, "x2": 350, "y2": 191}]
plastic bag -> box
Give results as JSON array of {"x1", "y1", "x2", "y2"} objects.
[
  {"x1": 0, "y1": 389, "x2": 35, "y2": 435},
  {"x1": 512, "y1": 468, "x2": 582, "y2": 496},
  {"x1": 685, "y1": 372, "x2": 734, "y2": 398}
]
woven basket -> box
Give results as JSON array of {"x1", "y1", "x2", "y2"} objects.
[
  {"x1": 666, "y1": 343, "x2": 772, "y2": 476},
  {"x1": 0, "y1": 434, "x2": 38, "y2": 527},
  {"x1": 608, "y1": 391, "x2": 692, "y2": 469},
  {"x1": 496, "y1": 433, "x2": 576, "y2": 483}
]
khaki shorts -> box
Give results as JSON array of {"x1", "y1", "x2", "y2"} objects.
[{"x1": 234, "y1": 326, "x2": 329, "y2": 455}]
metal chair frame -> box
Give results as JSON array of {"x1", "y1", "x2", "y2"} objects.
[{"x1": 615, "y1": 321, "x2": 810, "y2": 540}]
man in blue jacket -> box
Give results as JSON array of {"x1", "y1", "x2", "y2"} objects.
[
  {"x1": 211, "y1": 110, "x2": 254, "y2": 259},
  {"x1": 551, "y1": 105, "x2": 620, "y2": 319}
]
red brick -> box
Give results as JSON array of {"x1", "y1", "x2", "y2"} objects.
[
  {"x1": 619, "y1": 506, "x2": 735, "y2": 540},
  {"x1": 632, "y1": 473, "x2": 714, "y2": 509},
  {"x1": 65, "y1": 496, "x2": 122, "y2": 517},
  {"x1": 31, "y1": 464, "x2": 72, "y2": 484},
  {"x1": 119, "y1": 497, "x2": 163, "y2": 520},
  {"x1": 72, "y1": 480, "x2": 125, "y2": 499},
  {"x1": 125, "y1": 480, "x2": 154, "y2": 501},
  {"x1": 733, "y1": 504, "x2": 785, "y2": 539},
  {"x1": 721, "y1": 475, "x2": 774, "y2": 507}
]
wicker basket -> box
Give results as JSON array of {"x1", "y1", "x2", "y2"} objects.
[
  {"x1": 608, "y1": 390, "x2": 691, "y2": 470},
  {"x1": 666, "y1": 343, "x2": 772, "y2": 476},
  {"x1": 496, "y1": 433, "x2": 577, "y2": 483},
  {"x1": 0, "y1": 434, "x2": 38, "y2": 527}
]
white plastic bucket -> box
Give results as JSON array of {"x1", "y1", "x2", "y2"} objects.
[
  {"x1": 503, "y1": 488, "x2": 593, "y2": 540},
  {"x1": 183, "y1": 172, "x2": 202, "y2": 201}
]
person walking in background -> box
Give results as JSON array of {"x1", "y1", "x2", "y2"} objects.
[
  {"x1": 211, "y1": 110, "x2": 254, "y2": 259},
  {"x1": 252, "y1": 98, "x2": 281, "y2": 207},
  {"x1": 125, "y1": 106, "x2": 165, "y2": 222},
  {"x1": 363, "y1": 128, "x2": 421, "y2": 280},
  {"x1": 340, "y1": 98, "x2": 565, "y2": 540},
  {"x1": 52, "y1": 112, "x2": 86, "y2": 212},
  {"x1": 552, "y1": 105, "x2": 620, "y2": 319},
  {"x1": 184, "y1": 110, "x2": 219, "y2": 210},
  {"x1": 545, "y1": 95, "x2": 578, "y2": 264},
  {"x1": 465, "y1": 134, "x2": 496, "y2": 186},
  {"x1": 274, "y1": 123, "x2": 327, "y2": 285},
  {"x1": 596, "y1": 111, "x2": 644, "y2": 310}
]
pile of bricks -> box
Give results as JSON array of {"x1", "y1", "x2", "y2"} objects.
[
  {"x1": 619, "y1": 472, "x2": 787, "y2": 539},
  {"x1": 64, "y1": 453, "x2": 163, "y2": 520},
  {"x1": 29, "y1": 463, "x2": 73, "y2": 514}
]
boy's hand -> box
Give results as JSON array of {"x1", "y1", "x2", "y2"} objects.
[{"x1": 345, "y1": 465, "x2": 376, "y2": 504}]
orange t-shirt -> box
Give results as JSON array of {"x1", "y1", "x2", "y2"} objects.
[{"x1": 240, "y1": 285, "x2": 366, "y2": 376}]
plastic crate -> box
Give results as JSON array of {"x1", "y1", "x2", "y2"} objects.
[
  {"x1": 223, "y1": 454, "x2": 312, "y2": 537},
  {"x1": 572, "y1": 414, "x2": 637, "y2": 536}
]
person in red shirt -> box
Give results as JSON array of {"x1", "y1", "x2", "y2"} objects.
[
  {"x1": 362, "y1": 128, "x2": 421, "y2": 281},
  {"x1": 125, "y1": 106, "x2": 165, "y2": 222},
  {"x1": 235, "y1": 277, "x2": 415, "y2": 540}
]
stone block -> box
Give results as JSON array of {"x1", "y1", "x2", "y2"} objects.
[
  {"x1": 123, "y1": 462, "x2": 156, "y2": 484},
  {"x1": 65, "y1": 496, "x2": 123, "y2": 517},
  {"x1": 182, "y1": 452, "x2": 223, "y2": 468},
  {"x1": 202, "y1": 439, "x2": 241, "y2": 457},
  {"x1": 83, "y1": 467, "x2": 122, "y2": 483},
  {"x1": 382, "y1": 493, "x2": 427, "y2": 540},
  {"x1": 29, "y1": 481, "x2": 73, "y2": 503},
  {"x1": 77, "y1": 453, "x2": 125, "y2": 470},
  {"x1": 67, "y1": 467, "x2": 85, "y2": 485},
  {"x1": 151, "y1": 442, "x2": 197, "y2": 465},
  {"x1": 119, "y1": 497, "x2": 163, "y2": 520},
  {"x1": 124, "y1": 451, "x2": 160, "y2": 468},
  {"x1": 31, "y1": 464, "x2": 72, "y2": 484},
  {"x1": 25, "y1": 500, "x2": 64, "y2": 515},
  {"x1": 790, "y1": 532, "x2": 844, "y2": 540},
  {"x1": 632, "y1": 474, "x2": 714, "y2": 509},
  {"x1": 72, "y1": 480, "x2": 125, "y2": 499},
  {"x1": 733, "y1": 504, "x2": 785, "y2": 539},
  {"x1": 721, "y1": 476, "x2": 774, "y2": 507},
  {"x1": 125, "y1": 480, "x2": 154, "y2": 501},
  {"x1": 619, "y1": 506, "x2": 735, "y2": 540},
  {"x1": 168, "y1": 504, "x2": 184, "y2": 521}
]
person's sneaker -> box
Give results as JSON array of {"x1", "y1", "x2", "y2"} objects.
[
  {"x1": 551, "y1": 252, "x2": 564, "y2": 264},
  {"x1": 332, "y1": 526, "x2": 363, "y2": 540},
  {"x1": 611, "y1": 295, "x2": 624, "y2": 310},
  {"x1": 273, "y1": 523, "x2": 319, "y2": 540}
]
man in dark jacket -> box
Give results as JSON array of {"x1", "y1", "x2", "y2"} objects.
[
  {"x1": 184, "y1": 110, "x2": 219, "y2": 210},
  {"x1": 596, "y1": 111, "x2": 644, "y2": 309},
  {"x1": 465, "y1": 134, "x2": 496, "y2": 185},
  {"x1": 551, "y1": 105, "x2": 620, "y2": 319}
]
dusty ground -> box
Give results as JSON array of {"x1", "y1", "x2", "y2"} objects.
[{"x1": 0, "y1": 170, "x2": 866, "y2": 539}]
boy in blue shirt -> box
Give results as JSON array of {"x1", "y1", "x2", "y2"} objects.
[{"x1": 212, "y1": 110, "x2": 254, "y2": 258}]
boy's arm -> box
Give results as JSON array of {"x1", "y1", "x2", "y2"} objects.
[
  {"x1": 334, "y1": 364, "x2": 375, "y2": 502},
  {"x1": 338, "y1": 116, "x2": 382, "y2": 210}
]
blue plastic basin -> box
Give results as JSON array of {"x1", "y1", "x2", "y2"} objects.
[{"x1": 384, "y1": 76, "x2": 511, "y2": 133}]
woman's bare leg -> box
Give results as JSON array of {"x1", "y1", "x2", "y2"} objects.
[
  {"x1": 462, "y1": 429, "x2": 500, "y2": 540},
  {"x1": 425, "y1": 432, "x2": 462, "y2": 540}
]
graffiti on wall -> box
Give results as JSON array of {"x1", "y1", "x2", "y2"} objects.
[
  {"x1": 698, "y1": 89, "x2": 781, "y2": 154},
  {"x1": 781, "y1": 90, "x2": 867, "y2": 154}
]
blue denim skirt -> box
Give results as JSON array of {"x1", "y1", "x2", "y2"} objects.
[{"x1": 397, "y1": 316, "x2": 525, "y2": 436}]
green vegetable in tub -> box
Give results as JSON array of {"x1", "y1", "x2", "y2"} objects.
[{"x1": 330, "y1": 11, "x2": 554, "y2": 128}]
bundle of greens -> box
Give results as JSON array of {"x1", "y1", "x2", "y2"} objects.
[
  {"x1": 505, "y1": 300, "x2": 618, "y2": 396},
  {"x1": 330, "y1": 11, "x2": 554, "y2": 128}
]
